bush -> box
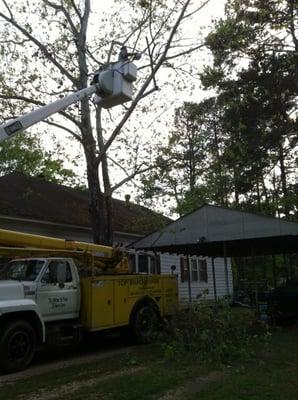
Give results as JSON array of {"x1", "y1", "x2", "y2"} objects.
[{"x1": 162, "y1": 300, "x2": 270, "y2": 364}]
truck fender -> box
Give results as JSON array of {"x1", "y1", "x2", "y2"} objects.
[
  {"x1": 0, "y1": 299, "x2": 45, "y2": 343},
  {"x1": 129, "y1": 296, "x2": 160, "y2": 325}
]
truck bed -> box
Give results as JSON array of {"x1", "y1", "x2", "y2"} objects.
[{"x1": 80, "y1": 274, "x2": 178, "y2": 331}]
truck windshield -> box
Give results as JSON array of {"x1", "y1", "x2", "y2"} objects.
[{"x1": 0, "y1": 260, "x2": 44, "y2": 281}]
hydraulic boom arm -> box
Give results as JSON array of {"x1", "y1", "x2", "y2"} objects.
[
  {"x1": 0, "y1": 46, "x2": 138, "y2": 143},
  {"x1": 0, "y1": 86, "x2": 97, "y2": 142}
]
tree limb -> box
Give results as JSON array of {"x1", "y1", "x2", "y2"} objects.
[
  {"x1": 183, "y1": 0, "x2": 210, "y2": 20},
  {"x1": 108, "y1": 164, "x2": 158, "y2": 196},
  {"x1": 96, "y1": 0, "x2": 193, "y2": 163},
  {"x1": 0, "y1": 8, "x2": 77, "y2": 85},
  {"x1": 70, "y1": 0, "x2": 82, "y2": 21},
  {"x1": 165, "y1": 42, "x2": 206, "y2": 61},
  {"x1": 42, "y1": 119, "x2": 82, "y2": 143}
]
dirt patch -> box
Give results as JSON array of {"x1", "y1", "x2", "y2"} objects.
[
  {"x1": 16, "y1": 366, "x2": 147, "y2": 400},
  {"x1": 16, "y1": 367, "x2": 146, "y2": 400},
  {"x1": 158, "y1": 370, "x2": 228, "y2": 400},
  {"x1": 0, "y1": 345, "x2": 135, "y2": 385}
]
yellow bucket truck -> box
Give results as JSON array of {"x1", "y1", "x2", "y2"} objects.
[
  {"x1": 0, "y1": 229, "x2": 178, "y2": 373},
  {"x1": 0, "y1": 46, "x2": 178, "y2": 373}
]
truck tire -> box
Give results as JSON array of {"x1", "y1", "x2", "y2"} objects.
[
  {"x1": 131, "y1": 305, "x2": 159, "y2": 344},
  {"x1": 0, "y1": 320, "x2": 36, "y2": 374}
]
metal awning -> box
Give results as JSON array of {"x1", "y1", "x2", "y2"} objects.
[{"x1": 129, "y1": 204, "x2": 298, "y2": 257}]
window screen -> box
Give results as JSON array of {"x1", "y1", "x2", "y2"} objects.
[
  {"x1": 191, "y1": 259, "x2": 198, "y2": 281},
  {"x1": 138, "y1": 254, "x2": 149, "y2": 273},
  {"x1": 199, "y1": 259, "x2": 208, "y2": 282}
]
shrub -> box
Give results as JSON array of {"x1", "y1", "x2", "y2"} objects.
[{"x1": 162, "y1": 300, "x2": 270, "y2": 364}]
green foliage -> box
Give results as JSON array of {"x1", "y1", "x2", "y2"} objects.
[
  {"x1": 198, "y1": 0, "x2": 298, "y2": 218},
  {"x1": 163, "y1": 301, "x2": 270, "y2": 364},
  {"x1": 0, "y1": 132, "x2": 83, "y2": 187},
  {"x1": 139, "y1": 98, "x2": 232, "y2": 216},
  {"x1": 205, "y1": 17, "x2": 256, "y2": 67}
]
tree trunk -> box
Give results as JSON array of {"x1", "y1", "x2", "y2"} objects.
[
  {"x1": 233, "y1": 168, "x2": 239, "y2": 205},
  {"x1": 95, "y1": 106, "x2": 113, "y2": 245},
  {"x1": 81, "y1": 98, "x2": 106, "y2": 244},
  {"x1": 278, "y1": 142, "x2": 289, "y2": 217},
  {"x1": 85, "y1": 153, "x2": 106, "y2": 244},
  {"x1": 213, "y1": 125, "x2": 225, "y2": 205},
  {"x1": 256, "y1": 179, "x2": 261, "y2": 212},
  {"x1": 76, "y1": 1, "x2": 106, "y2": 244}
]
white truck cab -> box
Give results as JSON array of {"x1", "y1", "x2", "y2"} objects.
[
  {"x1": 1, "y1": 258, "x2": 81, "y2": 321},
  {"x1": 0, "y1": 257, "x2": 81, "y2": 373}
]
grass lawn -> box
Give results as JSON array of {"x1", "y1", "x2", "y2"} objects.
[
  {"x1": 0, "y1": 328, "x2": 297, "y2": 400},
  {"x1": 190, "y1": 328, "x2": 298, "y2": 400}
]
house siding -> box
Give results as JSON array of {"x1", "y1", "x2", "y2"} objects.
[
  {"x1": 159, "y1": 252, "x2": 233, "y2": 302},
  {"x1": 129, "y1": 250, "x2": 233, "y2": 303}
]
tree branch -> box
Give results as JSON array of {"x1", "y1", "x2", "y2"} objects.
[
  {"x1": 44, "y1": 1, "x2": 79, "y2": 41},
  {"x1": 183, "y1": 0, "x2": 210, "y2": 20},
  {"x1": 165, "y1": 42, "x2": 206, "y2": 61},
  {"x1": 1, "y1": 0, "x2": 13, "y2": 19},
  {"x1": 96, "y1": 0, "x2": 193, "y2": 163},
  {"x1": 139, "y1": 86, "x2": 159, "y2": 100},
  {"x1": 108, "y1": 163, "x2": 158, "y2": 196},
  {"x1": 42, "y1": 120, "x2": 82, "y2": 143},
  {"x1": 0, "y1": 9, "x2": 77, "y2": 85},
  {"x1": 288, "y1": 0, "x2": 298, "y2": 51},
  {"x1": 70, "y1": 0, "x2": 82, "y2": 21}
]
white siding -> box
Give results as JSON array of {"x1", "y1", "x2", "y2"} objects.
[
  {"x1": 127, "y1": 250, "x2": 233, "y2": 303},
  {"x1": 159, "y1": 252, "x2": 233, "y2": 302}
]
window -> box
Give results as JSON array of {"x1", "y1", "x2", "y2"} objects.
[
  {"x1": 0, "y1": 260, "x2": 44, "y2": 282},
  {"x1": 136, "y1": 254, "x2": 161, "y2": 274},
  {"x1": 41, "y1": 261, "x2": 72, "y2": 284},
  {"x1": 180, "y1": 258, "x2": 188, "y2": 282},
  {"x1": 138, "y1": 255, "x2": 149, "y2": 274},
  {"x1": 199, "y1": 259, "x2": 208, "y2": 282},
  {"x1": 150, "y1": 254, "x2": 161, "y2": 274},
  {"x1": 129, "y1": 254, "x2": 136, "y2": 273},
  {"x1": 181, "y1": 258, "x2": 200, "y2": 282},
  {"x1": 191, "y1": 259, "x2": 198, "y2": 282}
]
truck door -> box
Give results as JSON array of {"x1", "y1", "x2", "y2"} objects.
[{"x1": 36, "y1": 260, "x2": 80, "y2": 321}]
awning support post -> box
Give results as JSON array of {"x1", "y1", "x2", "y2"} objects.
[
  {"x1": 272, "y1": 255, "x2": 277, "y2": 288},
  {"x1": 211, "y1": 257, "x2": 217, "y2": 301},
  {"x1": 186, "y1": 255, "x2": 192, "y2": 308},
  {"x1": 251, "y1": 247, "x2": 259, "y2": 315},
  {"x1": 223, "y1": 242, "x2": 230, "y2": 296},
  {"x1": 283, "y1": 253, "x2": 289, "y2": 280}
]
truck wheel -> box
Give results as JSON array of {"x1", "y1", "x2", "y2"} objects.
[
  {"x1": 0, "y1": 320, "x2": 36, "y2": 373},
  {"x1": 132, "y1": 305, "x2": 159, "y2": 344}
]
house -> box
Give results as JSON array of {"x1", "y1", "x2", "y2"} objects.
[
  {"x1": 130, "y1": 203, "x2": 298, "y2": 303},
  {"x1": 0, "y1": 172, "x2": 170, "y2": 244},
  {"x1": 0, "y1": 173, "x2": 234, "y2": 302}
]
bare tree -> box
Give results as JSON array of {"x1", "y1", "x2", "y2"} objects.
[{"x1": 0, "y1": 0, "x2": 208, "y2": 244}]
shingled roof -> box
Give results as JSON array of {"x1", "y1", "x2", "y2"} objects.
[
  {"x1": 131, "y1": 203, "x2": 298, "y2": 256},
  {"x1": 0, "y1": 173, "x2": 171, "y2": 235}
]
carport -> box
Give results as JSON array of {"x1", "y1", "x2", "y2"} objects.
[{"x1": 131, "y1": 204, "x2": 298, "y2": 304}]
